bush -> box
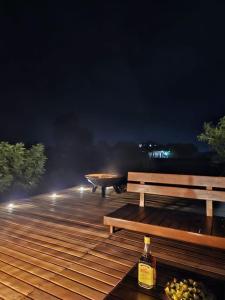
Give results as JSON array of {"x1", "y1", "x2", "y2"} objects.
[
  {"x1": 0, "y1": 142, "x2": 47, "y2": 194},
  {"x1": 198, "y1": 116, "x2": 225, "y2": 162},
  {"x1": 0, "y1": 143, "x2": 14, "y2": 192}
]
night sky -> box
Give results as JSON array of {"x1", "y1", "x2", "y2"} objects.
[{"x1": 0, "y1": 1, "x2": 225, "y2": 148}]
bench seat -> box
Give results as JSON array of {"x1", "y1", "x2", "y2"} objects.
[{"x1": 104, "y1": 203, "x2": 225, "y2": 249}]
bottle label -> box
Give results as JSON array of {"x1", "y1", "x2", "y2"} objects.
[{"x1": 138, "y1": 263, "x2": 154, "y2": 286}]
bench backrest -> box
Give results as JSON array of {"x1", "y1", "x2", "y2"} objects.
[{"x1": 127, "y1": 172, "x2": 225, "y2": 216}]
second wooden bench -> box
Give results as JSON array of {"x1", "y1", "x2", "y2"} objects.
[{"x1": 104, "y1": 172, "x2": 225, "y2": 249}]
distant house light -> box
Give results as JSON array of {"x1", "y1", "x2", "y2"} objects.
[{"x1": 148, "y1": 150, "x2": 172, "y2": 159}]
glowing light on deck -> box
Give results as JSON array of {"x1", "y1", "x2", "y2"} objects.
[
  {"x1": 50, "y1": 193, "x2": 58, "y2": 199},
  {"x1": 7, "y1": 203, "x2": 15, "y2": 212},
  {"x1": 79, "y1": 186, "x2": 85, "y2": 193},
  {"x1": 77, "y1": 186, "x2": 89, "y2": 193},
  {"x1": 7, "y1": 203, "x2": 14, "y2": 209}
]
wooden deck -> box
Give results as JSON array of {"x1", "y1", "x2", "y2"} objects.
[{"x1": 0, "y1": 187, "x2": 224, "y2": 299}]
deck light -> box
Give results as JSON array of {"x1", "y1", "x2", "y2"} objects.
[
  {"x1": 50, "y1": 193, "x2": 58, "y2": 199},
  {"x1": 79, "y1": 186, "x2": 85, "y2": 193},
  {"x1": 7, "y1": 203, "x2": 15, "y2": 212}
]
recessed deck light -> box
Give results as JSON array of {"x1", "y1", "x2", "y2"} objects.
[
  {"x1": 79, "y1": 187, "x2": 85, "y2": 192},
  {"x1": 50, "y1": 193, "x2": 58, "y2": 199}
]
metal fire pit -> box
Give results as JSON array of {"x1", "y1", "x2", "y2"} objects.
[{"x1": 85, "y1": 173, "x2": 126, "y2": 197}]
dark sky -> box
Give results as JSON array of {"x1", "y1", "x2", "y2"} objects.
[{"x1": 0, "y1": 1, "x2": 225, "y2": 147}]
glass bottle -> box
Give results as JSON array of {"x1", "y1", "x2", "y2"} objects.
[{"x1": 138, "y1": 236, "x2": 156, "y2": 289}]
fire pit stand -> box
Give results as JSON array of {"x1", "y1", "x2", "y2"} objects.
[{"x1": 85, "y1": 173, "x2": 126, "y2": 197}]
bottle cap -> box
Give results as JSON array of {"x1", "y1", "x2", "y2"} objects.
[{"x1": 144, "y1": 236, "x2": 151, "y2": 244}]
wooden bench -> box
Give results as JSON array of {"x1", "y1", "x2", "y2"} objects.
[{"x1": 104, "y1": 172, "x2": 225, "y2": 249}]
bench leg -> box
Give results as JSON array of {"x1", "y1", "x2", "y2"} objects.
[
  {"x1": 109, "y1": 225, "x2": 115, "y2": 234},
  {"x1": 206, "y1": 217, "x2": 213, "y2": 234}
]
